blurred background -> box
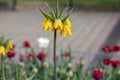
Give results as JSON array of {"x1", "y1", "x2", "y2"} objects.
[{"x1": 0, "y1": 0, "x2": 120, "y2": 66}]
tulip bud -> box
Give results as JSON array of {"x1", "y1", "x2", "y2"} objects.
[
  {"x1": 66, "y1": 71, "x2": 73, "y2": 77},
  {"x1": 80, "y1": 60, "x2": 85, "y2": 66},
  {"x1": 18, "y1": 62, "x2": 24, "y2": 67},
  {"x1": 68, "y1": 63, "x2": 72, "y2": 68},
  {"x1": 117, "y1": 70, "x2": 120, "y2": 75},
  {"x1": 43, "y1": 61, "x2": 49, "y2": 68},
  {"x1": 32, "y1": 68, "x2": 38, "y2": 73}
]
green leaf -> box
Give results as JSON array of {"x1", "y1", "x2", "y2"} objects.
[
  {"x1": 62, "y1": 7, "x2": 73, "y2": 22},
  {"x1": 6, "y1": 70, "x2": 13, "y2": 80},
  {"x1": 0, "y1": 35, "x2": 4, "y2": 45},
  {"x1": 45, "y1": 2, "x2": 55, "y2": 19},
  {"x1": 39, "y1": 8, "x2": 54, "y2": 21},
  {"x1": 58, "y1": 6, "x2": 65, "y2": 19},
  {"x1": 3, "y1": 39, "x2": 9, "y2": 48},
  {"x1": 55, "y1": 0, "x2": 59, "y2": 18},
  {"x1": 28, "y1": 73, "x2": 36, "y2": 80}
]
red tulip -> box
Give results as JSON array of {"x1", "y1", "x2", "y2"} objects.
[
  {"x1": 23, "y1": 41, "x2": 30, "y2": 48},
  {"x1": 93, "y1": 69, "x2": 103, "y2": 80},
  {"x1": 111, "y1": 60, "x2": 120, "y2": 68},
  {"x1": 102, "y1": 45, "x2": 112, "y2": 52},
  {"x1": 103, "y1": 58, "x2": 111, "y2": 65},
  {"x1": 37, "y1": 52, "x2": 46, "y2": 61},
  {"x1": 7, "y1": 51, "x2": 15, "y2": 58},
  {"x1": 113, "y1": 44, "x2": 120, "y2": 52},
  {"x1": 64, "y1": 51, "x2": 70, "y2": 57},
  {"x1": 27, "y1": 53, "x2": 34, "y2": 60}
]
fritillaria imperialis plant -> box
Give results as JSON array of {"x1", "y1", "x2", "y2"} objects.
[
  {"x1": 0, "y1": 35, "x2": 13, "y2": 80},
  {"x1": 39, "y1": 1, "x2": 73, "y2": 80}
]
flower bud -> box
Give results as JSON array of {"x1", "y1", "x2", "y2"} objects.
[
  {"x1": 32, "y1": 68, "x2": 38, "y2": 73},
  {"x1": 7, "y1": 40, "x2": 13, "y2": 50},
  {"x1": 80, "y1": 60, "x2": 85, "y2": 66},
  {"x1": 68, "y1": 63, "x2": 72, "y2": 68},
  {"x1": 0, "y1": 46, "x2": 5, "y2": 55},
  {"x1": 43, "y1": 61, "x2": 49, "y2": 68},
  {"x1": 18, "y1": 62, "x2": 24, "y2": 67},
  {"x1": 66, "y1": 71, "x2": 73, "y2": 77},
  {"x1": 37, "y1": 52, "x2": 46, "y2": 61},
  {"x1": 117, "y1": 70, "x2": 120, "y2": 75},
  {"x1": 23, "y1": 41, "x2": 31, "y2": 48}
]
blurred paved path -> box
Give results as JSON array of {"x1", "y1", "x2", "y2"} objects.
[{"x1": 0, "y1": 5, "x2": 120, "y2": 55}]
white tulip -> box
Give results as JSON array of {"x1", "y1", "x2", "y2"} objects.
[{"x1": 37, "y1": 37, "x2": 50, "y2": 49}]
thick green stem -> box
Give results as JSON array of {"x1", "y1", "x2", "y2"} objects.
[{"x1": 53, "y1": 30, "x2": 57, "y2": 80}]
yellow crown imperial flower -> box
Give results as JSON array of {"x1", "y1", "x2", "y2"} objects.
[
  {"x1": 43, "y1": 20, "x2": 53, "y2": 31},
  {"x1": 39, "y1": 1, "x2": 73, "y2": 37},
  {"x1": 54, "y1": 19, "x2": 63, "y2": 30},
  {"x1": 60, "y1": 27, "x2": 67, "y2": 37},
  {"x1": 7, "y1": 40, "x2": 13, "y2": 50},
  {"x1": 60, "y1": 25, "x2": 72, "y2": 37},
  {"x1": 65, "y1": 25, "x2": 72, "y2": 35},
  {"x1": 0, "y1": 46, "x2": 5, "y2": 55},
  {"x1": 42, "y1": 17, "x2": 47, "y2": 24},
  {"x1": 64, "y1": 18, "x2": 72, "y2": 27}
]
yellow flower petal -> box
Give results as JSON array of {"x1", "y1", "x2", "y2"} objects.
[
  {"x1": 64, "y1": 18, "x2": 72, "y2": 27},
  {"x1": 42, "y1": 18, "x2": 47, "y2": 24},
  {"x1": 65, "y1": 26, "x2": 72, "y2": 35},
  {"x1": 60, "y1": 28, "x2": 67, "y2": 37},
  {"x1": 49, "y1": 25, "x2": 54, "y2": 31},
  {"x1": 43, "y1": 20, "x2": 53, "y2": 30},
  {"x1": 54, "y1": 19, "x2": 63, "y2": 30},
  {"x1": 0, "y1": 46, "x2": 5, "y2": 55},
  {"x1": 7, "y1": 40, "x2": 13, "y2": 50}
]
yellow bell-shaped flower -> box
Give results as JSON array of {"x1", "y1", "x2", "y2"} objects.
[
  {"x1": 60, "y1": 25, "x2": 72, "y2": 37},
  {"x1": 65, "y1": 25, "x2": 72, "y2": 35},
  {"x1": 54, "y1": 19, "x2": 63, "y2": 30},
  {"x1": 43, "y1": 20, "x2": 53, "y2": 31},
  {"x1": 42, "y1": 17, "x2": 47, "y2": 24},
  {"x1": 60, "y1": 27, "x2": 67, "y2": 37},
  {"x1": 64, "y1": 18, "x2": 72, "y2": 27},
  {"x1": 7, "y1": 40, "x2": 13, "y2": 50},
  {"x1": 0, "y1": 46, "x2": 5, "y2": 55}
]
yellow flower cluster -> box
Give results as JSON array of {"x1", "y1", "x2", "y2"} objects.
[
  {"x1": 0, "y1": 40, "x2": 13, "y2": 55},
  {"x1": 43, "y1": 18, "x2": 72, "y2": 37},
  {"x1": 0, "y1": 46, "x2": 5, "y2": 55}
]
